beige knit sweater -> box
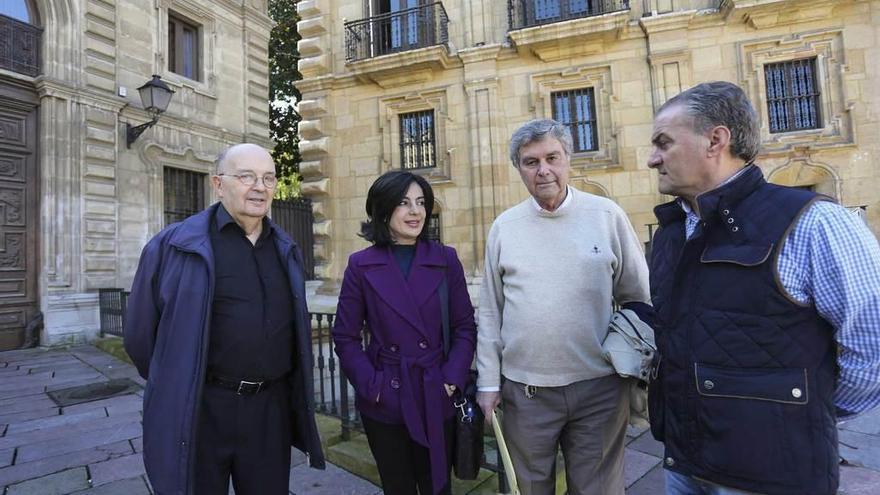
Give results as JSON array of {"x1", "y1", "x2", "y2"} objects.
[{"x1": 477, "y1": 188, "x2": 651, "y2": 389}]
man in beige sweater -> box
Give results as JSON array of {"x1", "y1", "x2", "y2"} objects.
[{"x1": 476, "y1": 119, "x2": 651, "y2": 495}]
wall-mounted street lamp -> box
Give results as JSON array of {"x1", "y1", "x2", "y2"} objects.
[{"x1": 126, "y1": 75, "x2": 175, "y2": 148}]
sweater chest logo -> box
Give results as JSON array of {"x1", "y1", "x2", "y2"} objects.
[{"x1": 592, "y1": 245, "x2": 601, "y2": 254}]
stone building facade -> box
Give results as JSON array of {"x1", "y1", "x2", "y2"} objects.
[
  {"x1": 0, "y1": 0, "x2": 272, "y2": 348},
  {"x1": 296, "y1": 0, "x2": 880, "y2": 291}
]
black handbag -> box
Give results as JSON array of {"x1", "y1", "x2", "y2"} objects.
[{"x1": 438, "y1": 273, "x2": 484, "y2": 480}]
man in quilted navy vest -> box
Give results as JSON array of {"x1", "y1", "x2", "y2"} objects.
[{"x1": 647, "y1": 81, "x2": 880, "y2": 495}]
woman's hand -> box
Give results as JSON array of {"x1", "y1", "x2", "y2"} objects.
[{"x1": 444, "y1": 383, "x2": 456, "y2": 397}]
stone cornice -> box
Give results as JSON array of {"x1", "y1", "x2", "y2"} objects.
[
  {"x1": 35, "y1": 77, "x2": 126, "y2": 111},
  {"x1": 720, "y1": 0, "x2": 841, "y2": 29},
  {"x1": 457, "y1": 44, "x2": 504, "y2": 65},
  {"x1": 508, "y1": 10, "x2": 630, "y2": 61}
]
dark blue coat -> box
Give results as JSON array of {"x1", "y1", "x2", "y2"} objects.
[
  {"x1": 124, "y1": 203, "x2": 325, "y2": 495},
  {"x1": 649, "y1": 166, "x2": 837, "y2": 495}
]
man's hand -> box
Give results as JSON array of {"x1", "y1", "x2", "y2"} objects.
[{"x1": 477, "y1": 391, "x2": 501, "y2": 425}]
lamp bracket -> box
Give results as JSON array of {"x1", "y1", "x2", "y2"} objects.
[{"x1": 126, "y1": 117, "x2": 159, "y2": 148}]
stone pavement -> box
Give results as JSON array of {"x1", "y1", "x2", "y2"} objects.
[
  {"x1": 2, "y1": 344, "x2": 880, "y2": 494},
  {"x1": 0, "y1": 345, "x2": 381, "y2": 495}
]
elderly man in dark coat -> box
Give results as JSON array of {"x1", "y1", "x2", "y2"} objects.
[{"x1": 124, "y1": 143, "x2": 324, "y2": 495}]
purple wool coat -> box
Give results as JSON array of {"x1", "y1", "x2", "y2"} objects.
[{"x1": 333, "y1": 240, "x2": 476, "y2": 494}]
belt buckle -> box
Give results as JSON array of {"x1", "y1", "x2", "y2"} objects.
[{"x1": 237, "y1": 380, "x2": 263, "y2": 395}]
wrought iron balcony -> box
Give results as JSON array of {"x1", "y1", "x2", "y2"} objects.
[
  {"x1": 508, "y1": 0, "x2": 630, "y2": 30},
  {"x1": 0, "y1": 14, "x2": 41, "y2": 77},
  {"x1": 344, "y1": 2, "x2": 449, "y2": 63}
]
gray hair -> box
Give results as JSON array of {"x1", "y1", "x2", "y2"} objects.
[
  {"x1": 509, "y1": 119, "x2": 573, "y2": 167},
  {"x1": 214, "y1": 148, "x2": 229, "y2": 174},
  {"x1": 658, "y1": 81, "x2": 760, "y2": 163}
]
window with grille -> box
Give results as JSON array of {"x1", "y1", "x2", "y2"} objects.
[
  {"x1": 399, "y1": 110, "x2": 437, "y2": 169},
  {"x1": 163, "y1": 167, "x2": 205, "y2": 226},
  {"x1": 425, "y1": 213, "x2": 441, "y2": 242},
  {"x1": 168, "y1": 13, "x2": 201, "y2": 81},
  {"x1": 764, "y1": 58, "x2": 821, "y2": 133},
  {"x1": 551, "y1": 88, "x2": 598, "y2": 152}
]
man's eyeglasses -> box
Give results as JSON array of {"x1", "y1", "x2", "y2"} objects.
[{"x1": 217, "y1": 173, "x2": 278, "y2": 188}]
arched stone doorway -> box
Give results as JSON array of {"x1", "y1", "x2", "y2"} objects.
[
  {"x1": 0, "y1": 0, "x2": 41, "y2": 349},
  {"x1": 767, "y1": 158, "x2": 840, "y2": 199}
]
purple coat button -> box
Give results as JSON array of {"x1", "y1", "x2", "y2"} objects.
[{"x1": 390, "y1": 378, "x2": 401, "y2": 389}]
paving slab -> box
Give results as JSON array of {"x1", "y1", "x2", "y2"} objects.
[
  {"x1": 71, "y1": 476, "x2": 152, "y2": 495},
  {"x1": 5, "y1": 407, "x2": 107, "y2": 435},
  {"x1": 15, "y1": 421, "x2": 142, "y2": 463},
  {"x1": 0, "y1": 410, "x2": 141, "y2": 451},
  {"x1": 88, "y1": 452, "x2": 145, "y2": 486},
  {"x1": 62, "y1": 393, "x2": 143, "y2": 415},
  {"x1": 289, "y1": 461, "x2": 381, "y2": 495},
  {"x1": 625, "y1": 463, "x2": 666, "y2": 495},
  {"x1": 840, "y1": 407, "x2": 880, "y2": 436},
  {"x1": 0, "y1": 447, "x2": 13, "y2": 468},
  {"x1": 840, "y1": 464, "x2": 880, "y2": 495},
  {"x1": 0, "y1": 440, "x2": 133, "y2": 486},
  {"x1": 5, "y1": 467, "x2": 90, "y2": 495},
  {"x1": 130, "y1": 437, "x2": 143, "y2": 453},
  {"x1": 0, "y1": 393, "x2": 55, "y2": 414},
  {"x1": 0, "y1": 407, "x2": 60, "y2": 426},
  {"x1": 840, "y1": 429, "x2": 880, "y2": 471},
  {"x1": 623, "y1": 448, "x2": 661, "y2": 488},
  {"x1": 626, "y1": 429, "x2": 665, "y2": 458}
]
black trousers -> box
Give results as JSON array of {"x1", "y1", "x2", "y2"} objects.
[
  {"x1": 194, "y1": 382, "x2": 292, "y2": 495},
  {"x1": 362, "y1": 415, "x2": 454, "y2": 495}
]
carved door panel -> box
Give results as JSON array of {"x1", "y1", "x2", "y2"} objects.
[{"x1": 0, "y1": 95, "x2": 37, "y2": 350}]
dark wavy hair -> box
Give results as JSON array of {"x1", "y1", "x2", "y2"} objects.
[{"x1": 359, "y1": 170, "x2": 435, "y2": 246}]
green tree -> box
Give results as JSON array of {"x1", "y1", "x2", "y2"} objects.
[{"x1": 268, "y1": 0, "x2": 302, "y2": 199}]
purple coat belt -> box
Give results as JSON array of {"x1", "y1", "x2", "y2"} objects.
[{"x1": 377, "y1": 346, "x2": 448, "y2": 493}]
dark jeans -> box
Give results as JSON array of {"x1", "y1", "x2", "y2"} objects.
[
  {"x1": 194, "y1": 382, "x2": 292, "y2": 495},
  {"x1": 362, "y1": 415, "x2": 454, "y2": 495}
]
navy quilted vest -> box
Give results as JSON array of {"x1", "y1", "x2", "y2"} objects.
[{"x1": 648, "y1": 165, "x2": 838, "y2": 495}]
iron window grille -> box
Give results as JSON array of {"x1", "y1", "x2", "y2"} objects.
[
  {"x1": 426, "y1": 213, "x2": 441, "y2": 242},
  {"x1": 0, "y1": 13, "x2": 41, "y2": 77},
  {"x1": 344, "y1": 2, "x2": 449, "y2": 62},
  {"x1": 552, "y1": 88, "x2": 598, "y2": 153},
  {"x1": 508, "y1": 0, "x2": 630, "y2": 30},
  {"x1": 163, "y1": 167, "x2": 205, "y2": 226},
  {"x1": 399, "y1": 110, "x2": 437, "y2": 170},
  {"x1": 765, "y1": 58, "x2": 821, "y2": 133},
  {"x1": 168, "y1": 12, "x2": 201, "y2": 81}
]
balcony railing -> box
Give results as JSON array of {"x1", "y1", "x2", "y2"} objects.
[
  {"x1": 344, "y1": 2, "x2": 449, "y2": 62},
  {"x1": 0, "y1": 14, "x2": 42, "y2": 77},
  {"x1": 508, "y1": 0, "x2": 630, "y2": 30}
]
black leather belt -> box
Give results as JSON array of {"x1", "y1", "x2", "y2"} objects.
[{"x1": 206, "y1": 372, "x2": 287, "y2": 395}]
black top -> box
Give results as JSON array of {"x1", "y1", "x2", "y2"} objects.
[
  {"x1": 391, "y1": 244, "x2": 417, "y2": 279},
  {"x1": 208, "y1": 204, "x2": 294, "y2": 379}
]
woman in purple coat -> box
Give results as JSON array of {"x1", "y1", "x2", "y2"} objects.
[{"x1": 333, "y1": 170, "x2": 477, "y2": 494}]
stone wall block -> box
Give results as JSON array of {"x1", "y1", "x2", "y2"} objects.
[
  {"x1": 301, "y1": 178, "x2": 330, "y2": 197},
  {"x1": 298, "y1": 36, "x2": 323, "y2": 58},
  {"x1": 297, "y1": 0, "x2": 322, "y2": 18},
  {"x1": 298, "y1": 17, "x2": 327, "y2": 38},
  {"x1": 300, "y1": 137, "x2": 330, "y2": 158},
  {"x1": 299, "y1": 119, "x2": 324, "y2": 140},
  {"x1": 299, "y1": 55, "x2": 331, "y2": 78},
  {"x1": 299, "y1": 160, "x2": 325, "y2": 179},
  {"x1": 313, "y1": 219, "x2": 332, "y2": 238},
  {"x1": 299, "y1": 99, "x2": 328, "y2": 118}
]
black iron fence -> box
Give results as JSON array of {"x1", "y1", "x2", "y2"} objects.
[
  {"x1": 508, "y1": 0, "x2": 630, "y2": 30},
  {"x1": 272, "y1": 197, "x2": 316, "y2": 280},
  {"x1": 344, "y1": 2, "x2": 449, "y2": 62},
  {"x1": 0, "y1": 14, "x2": 41, "y2": 77},
  {"x1": 98, "y1": 288, "x2": 129, "y2": 337}
]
